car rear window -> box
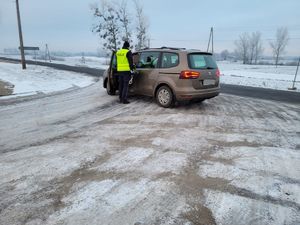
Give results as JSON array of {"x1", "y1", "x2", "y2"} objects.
[{"x1": 188, "y1": 54, "x2": 217, "y2": 69}]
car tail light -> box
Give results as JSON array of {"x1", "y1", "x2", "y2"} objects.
[
  {"x1": 216, "y1": 68, "x2": 220, "y2": 77},
  {"x1": 179, "y1": 70, "x2": 200, "y2": 79}
]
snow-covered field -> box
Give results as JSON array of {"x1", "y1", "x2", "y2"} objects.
[
  {"x1": 219, "y1": 61, "x2": 300, "y2": 91},
  {"x1": 47, "y1": 56, "x2": 110, "y2": 70},
  {"x1": 0, "y1": 54, "x2": 110, "y2": 70},
  {"x1": 0, "y1": 62, "x2": 96, "y2": 98}
]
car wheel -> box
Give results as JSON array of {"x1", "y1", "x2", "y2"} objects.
[
  {"x1": 156, "y1": 86, "x2": 174, "y2": 108},
  {"x1": 106, "y1": 79, "x2": 116, "y2": 95}
]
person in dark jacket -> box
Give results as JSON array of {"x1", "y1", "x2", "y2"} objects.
[{"x1": 116, "y1": 41, "x2": 134, "y2": 104}]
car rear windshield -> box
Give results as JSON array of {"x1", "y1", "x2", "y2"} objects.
[{"x1": 188, "y1": 53, "x2": 217, "y2": 69}]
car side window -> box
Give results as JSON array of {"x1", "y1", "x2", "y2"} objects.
[
  {"x1": 136, "y1": 52, "x2": 160, "y2": 69},
  {"x1": 161, "y1": 52, "x2": 179, "y2": 68}
]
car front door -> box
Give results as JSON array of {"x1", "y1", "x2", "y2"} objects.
[
  {"x1": 134, "y1": 51, "x2": 161, "y2": 96},
  {"x1": 108, "y1": 51, "x2": 118, "y2": 92}
]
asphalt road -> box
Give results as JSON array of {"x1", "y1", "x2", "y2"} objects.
[
  {"x1": 221, "y1": 83, "x2": 300, "y2": 104},
  {"x1": 1, "y1": 56, "x2": 299, "y2": 104}
]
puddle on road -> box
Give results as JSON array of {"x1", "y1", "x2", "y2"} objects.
[{"x1": 0, "y1": 80, "x2": 14, "y2": 96}]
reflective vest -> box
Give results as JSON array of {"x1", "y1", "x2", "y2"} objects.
[{"x1": 116, "y1": 49, "x2": 130, "y2": 72}]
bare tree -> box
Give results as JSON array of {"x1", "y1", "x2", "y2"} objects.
[
  {"x1": 91, "y1": 0, "x2": 150, "y2": 52},
  {"x1": 235, "y1": 33, "x2": 250, "y2": 64},
  {"x1": 220, "y1": 50, "x2": 229, "y2": 61},
  {"x1": 249, "y1": 31, "x2": 263, "y2": 64},
  {"x1": 118, "y1": 0, "x2": 132, "y2": 42},
  {"x1": 133, "y1": 0, "x2": 149, "y2": 50},
  {"x1": 248, "y1": 34, "x2": 255, "y2": 64},
  {"x1": 253, "y1": 32, "x2": 263, "y2": 64},
  {"x1": 91, "y1": 1, "x2": 122, "y2": 52},
  {"x1": 270, "y1": 27, "x2": 289, "y2": 67}
]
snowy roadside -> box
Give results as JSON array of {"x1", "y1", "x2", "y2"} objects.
[
  {"x1": 0, "y1": 62, "x2": 96, "y2": 99},
  {"x1": 219, "y1": 61, "x2": 300, "y2": 91}
]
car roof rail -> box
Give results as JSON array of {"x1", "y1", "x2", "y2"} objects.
[
  {"x1": 160, "y1": 46, "x2": 186, "y2": 50},
  {"x1": 139, "y1": 47, "x2": 150, "y2": 50},
  {"x1": 138, "y1": 47, "x2": 186, "y2": 51}
]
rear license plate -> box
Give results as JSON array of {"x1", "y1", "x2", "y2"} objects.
[{"x1": 203, "y1": 79, "x2": 215, "y2": 86}]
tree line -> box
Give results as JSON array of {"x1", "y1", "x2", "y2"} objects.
[
  {"x1": 91, "y1": 0, "x2": 149, "y2": 53},
  {"x1": 233, "y1": 27, "x2": 289, "y2": 66}
]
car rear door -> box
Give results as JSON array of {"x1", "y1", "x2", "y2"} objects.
[
  {"x1": 108, "y1": 51, "x2": 118, "y2": 90},
  {"x1": 135, "y1": 51, "x2": 161, "y2": 96}
]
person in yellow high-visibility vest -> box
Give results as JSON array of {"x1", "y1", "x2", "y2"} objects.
[{"x1": 116, "y1": 41, "x2": 134, "y2": 104}]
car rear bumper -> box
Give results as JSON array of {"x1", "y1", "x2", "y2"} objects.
[{"x1": 175, "y1": 86, "x2": 220, "y2": 101}]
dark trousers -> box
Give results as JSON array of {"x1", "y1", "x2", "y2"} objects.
[{"x1": 118, "y1": 72, "x2": 131, "y2": 101}]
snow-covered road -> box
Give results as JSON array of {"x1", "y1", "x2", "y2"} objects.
[{"x1": 0, "y1": 82, "x2": 299, "y2": 225}]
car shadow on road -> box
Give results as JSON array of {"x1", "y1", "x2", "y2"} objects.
[{"x1": 128, "y1": 95, "x2": 207, "y2": 109}]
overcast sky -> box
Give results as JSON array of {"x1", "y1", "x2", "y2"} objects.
[{"x1": 0, "y1": 0, "x2": 300, "y2": 56}]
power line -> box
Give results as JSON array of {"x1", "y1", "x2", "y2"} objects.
[
  {"x1": 214, "y1": 24, "x2": 300, "y2": 31},
  {"x1": 151, "y1": 37, "x2": 300, "y2": 42}
]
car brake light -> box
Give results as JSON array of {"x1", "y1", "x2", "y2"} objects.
[
  {"x1": 216, "y1": 69, "x2": 220, "y2": 77},
  {"x1": 179, "y1": 70, "x2": 200, "y2": 79}
]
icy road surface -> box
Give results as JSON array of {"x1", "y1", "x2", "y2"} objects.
[{"x1": 0, "y1": 82, "x2": 299, "y2": 225}]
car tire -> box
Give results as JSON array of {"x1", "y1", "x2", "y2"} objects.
[
  {"x1": 156, "y1": 85, "x2": 174, "y2": 108},
  {"x1": 106, "y1": 79, "x2": 116, "y2": 95}
]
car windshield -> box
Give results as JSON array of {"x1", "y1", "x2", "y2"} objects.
[{"x1": 188, "y1": 54, "x2": 217, "y2": 69}]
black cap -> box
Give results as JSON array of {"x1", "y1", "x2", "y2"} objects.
[{"x1": 123, "y1": 41, "x2": 130, "y2": 48}]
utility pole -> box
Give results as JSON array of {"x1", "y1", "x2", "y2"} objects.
[
  {"x1": 289, "y1": 57, "x2": 300, "y2": 90},
  {"x1": 81, "y1": 52, "x2": 86, "y2": 64},
  {"x1": 207, "y1": 27, "x2": 214, "y2": 54},
  {"x1": 45, "y1": 44, "x2": 51, "y2": 62},
  {"x1": 16, "y1": 0, "x2": 26, "y2": 69},
  {"x1": 212, "y1": 27, "x2": 214, "y2": 55}
]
